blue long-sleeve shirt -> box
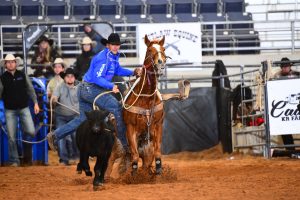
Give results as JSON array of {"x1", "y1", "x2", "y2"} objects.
[{"x1": 83, "y1": 48, "x2": 134, "y2": 90}]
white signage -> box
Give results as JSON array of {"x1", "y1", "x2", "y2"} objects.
[
  {"x1": 267, "y1": 78, "x2": 300, "y2": 135},
  {"x1": 137, "y1": 23, "x2": 202, "y2": 64}
]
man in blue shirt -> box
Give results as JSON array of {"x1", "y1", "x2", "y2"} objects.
[{"x1": 47, "y1": 33, "x2": 141, "y2": 157}]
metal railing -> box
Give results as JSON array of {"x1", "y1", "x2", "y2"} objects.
[{"x1": 0, "y1": 19, "x2": 300, "y2": 59}]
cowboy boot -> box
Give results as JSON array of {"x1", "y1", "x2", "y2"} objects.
[{"x1": 22, "y1": 142, "x2": 33, "y2": 166}]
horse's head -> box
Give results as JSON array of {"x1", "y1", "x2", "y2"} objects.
[{"x1": 144, "y1": 35, "x2": 167, "y2": 75}]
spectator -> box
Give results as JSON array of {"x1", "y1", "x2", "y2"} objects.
[
  {"x1": 47, "y1": 33, "x2": 142, "y2": 163},
  {"x1": 272, "y1": 57, "x2": 299, "y2": 153},
  {"x1": 47, "y1": 58, "x2": 65, "y2": 99},
  {"x1": 273, "y1": 57, "x2": 300, "y2": 79},
  {"x1": 74, "y1": 37, "x2": 96, "y2": 80},
  {"x1": 83, "y1": 19, "x2": 106, "y2": 54},
  {"x1": 0, "y1": 54, "x2": 40, "y2": 166},
  {"x1": 31, "y1": 35, "x2": 61, "y2": 78},
  {"x1": 51, "y1": 68, "x2": 79, "y2": 165}
]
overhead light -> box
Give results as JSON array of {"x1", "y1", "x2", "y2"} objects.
[
  {"x1": 69, "y1": 34, "x2": 75, "y2": 38},
  {"x1": 217, "y1": 12, "x2": 222, "y2": 17},
  {"x1": 243, "y1": 12, "x2": 248, "y2": 16},
  {"x1": 38, "y1": 16, "x2": 43, "y2": 20},
  {"x1": 121, "y1": 33, "x2": 127, "y2": 37},
  {"x1": 64, "y1": 15, "x2": 69, "y2": 20},
  {"x1": 249, "y1": 30, "x2": 254, "y2": 34},
  {"x1": 17, "y1": 34, "x2": 22, "y2": 39},
  {"x1": 89, "y1": 15, "x2": 95, "y2": 20},
  {"x1": 192, "y1": 13, "x2": 197, "y2": 17},
  {"x1": 166, "y1": 14, "x2": 172, "y2": 18},
  {"x1": 11, "y1": 16, "x2": 17, "y2": 20},
  {"x1": 140, "y1": 14, "x2": 146, "y2": 19},
  {"x1": 115, "y1": 14, "x2": 120, "y2": 19},
  {"x1": 223, "y1": 31, "x2": 228, "y2": 35}
]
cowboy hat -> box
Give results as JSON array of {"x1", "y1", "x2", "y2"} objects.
[
  {"x1": 280, "y1": 57, "x2": 293, "y2": 68},
  {"x1": 0, "y1": 54, "x2": 22, "y2": 68},
  {"x1": 59, "y1": 67, "x2": 77, "y2": 79},
  {"x1": 36, "y1": 35, "x2": 54, "y2": 46},
  {"x1": 52, "y1": 58, "x2": 66, "y2": 68},
  {"x1": 80, "y1": 36, "x2": 96, "y2": 47},
  {"x1": 100, "y1": 33, "x2": 124, "y2": 46}
]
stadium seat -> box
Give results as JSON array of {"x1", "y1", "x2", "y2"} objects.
[{"x1": 224, "y1": 0, "x2": 244, "y2": 13}]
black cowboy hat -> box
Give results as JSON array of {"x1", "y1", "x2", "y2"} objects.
[
  {"x1": 280, "y1": 57, "x2": 293, "y2": 68},
  {"x1": 36, "y1": 35, "x2": 54, "y2": 46},
  {"x1": 100, "y1": 33, "x2": 124, "y2": 46},
  {"x1": 60, "y1": 68, "x2": 77, "y2": 79}
]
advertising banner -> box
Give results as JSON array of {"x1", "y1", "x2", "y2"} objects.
[
  {"x1": 137, "y1": 23, "x2": 201, "y2": 64},
  {"x1": 267, "y1": 78, "x2": 300, "y2": 135}
]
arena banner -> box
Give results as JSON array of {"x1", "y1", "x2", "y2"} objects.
[
  {"x1": 137, "y1": 23, "x2": 201, "y2": 64},
  {"x1": 266, "y1": 78, "x2": 300, "y2": 135}
]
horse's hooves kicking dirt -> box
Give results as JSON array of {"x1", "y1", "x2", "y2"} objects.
[{"x1": 119, "y1": 164, "x2": 177, "y2": 184}]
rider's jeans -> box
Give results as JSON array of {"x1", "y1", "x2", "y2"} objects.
[
  {"x1": 5, "y1": 107, "x2": 35, "y2": 165},
  {"x1": 54, "y1": 82, "x2": 128, "y2": 149}
]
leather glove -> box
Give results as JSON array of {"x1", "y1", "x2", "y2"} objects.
[{"x1": 133, "y1": 67, "x2": 142, "y2": 77}]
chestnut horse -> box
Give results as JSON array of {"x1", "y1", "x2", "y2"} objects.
[{"x1": 123, "y1": 35, "x2": 166, "y2": 175}]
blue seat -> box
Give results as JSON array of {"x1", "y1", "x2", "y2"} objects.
[
  {"x1": 147, "y1": 0, "x2": 167, "y2": 14},
  {"x1": 44, "y1": 0, "x2": 65, "y2": 16},
  {"x1": 70, "y1": 0, "x2": 92, "y2": 16},
  {"x1": 200, "y1": 2, "x2": 218, "y2": 13},
  {"x1": 150, "y1": 14, "x2": 175, "y2": 23},
  {"x1": 125, "y1": 15, "x2": 149, "y2": 23},
  {"x1": 224, "y1": 0, "x2": 244, "y2": 13},
  {"x1": 227, "y1": 12, "x2": 253, "y2": 29},
  {"x1": 99, "y1": 15, "x2": 124, "y2": 24},
  {"x1": 174, "y1": 3, "x2": 192, "y2": 14},
  {"x1": 176, "y1": 14, "x2": 200, "y2": 22},
  {"x1": 18, "y1": 0, "x2": 41, "y2": 16},
  {"x1": 0, "y1": 5, "x2": 13, "y2": 16}
]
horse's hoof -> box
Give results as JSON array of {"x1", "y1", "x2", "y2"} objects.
[
  {"x1": 155, "y1": 158, "x2": 162, "y2": 175},
  {"x1": 93, "y1": 184, "x2": 104, "y2": 191},
  {"x1": 85, "y1": 170, "x2": 92, "y2": 176},
  {"x1": 131, "y1": 162, "x2": 138, "y2": 176},
  {"x1": 156, "y1": 168, "x2": 162, "y2": 175},
  {"x1": 93, "y1": 180, "x2": 104, "y2": 187},
  {"x1": 76, "y1": 170, "x2": 82, "y2": 174}
]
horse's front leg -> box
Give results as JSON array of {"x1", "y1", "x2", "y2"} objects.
[
  {"x1": 153, "y1": 123, "x2": 163, "y2": 175},
  {"x1": 126, "y1": 124, "x2": 139, "y2": 175}
]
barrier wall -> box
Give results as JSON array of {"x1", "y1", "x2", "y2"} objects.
[{"x1": 162, "y1": 87, "x2": 232, "y2": 154}]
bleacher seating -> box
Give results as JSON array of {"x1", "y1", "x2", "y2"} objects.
[{"x1": 0, "y1": 0, "x2": 261, "y2": 57}]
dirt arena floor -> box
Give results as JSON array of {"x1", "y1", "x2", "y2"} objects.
[{"x1": 0, "y1": 144, "x2": 299, "y2": 200}]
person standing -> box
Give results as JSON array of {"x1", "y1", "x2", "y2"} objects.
[
  {"x1": 272, "y1": 57, "x2": 299, "y2": 153},
  {"x1": 31, "y1": 35, "x2": 61, "y2": 78},
  {"x1": 83, "y1": 20, "x2": 106, "y2": 54},
  {"x1": 47, "y1": 58, "x2": 65, "y2": 99},
  {"x1": 51, "y1": 68, "x2": 79, "y2": 165},
  {"x1": 0, "y1": 54, "x2": 40, "y2": 166},
  {"x1": 74, "y1": 37, "x2": 95, "y2": 80}
]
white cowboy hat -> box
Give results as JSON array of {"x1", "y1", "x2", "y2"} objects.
[
  {"x1": 52, "y1": 57, "x2": 66, "y2": 68},
  {"x1": 0, "y1": 54, "x2": 22, "y2": 68},
  {"x1": 80, "y1": 36, "x2": 96, "y2": 47}
]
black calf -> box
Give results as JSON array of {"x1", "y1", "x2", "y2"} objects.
[{"x1": 76, "y1": 110, "x2": 115, "y2": 187}]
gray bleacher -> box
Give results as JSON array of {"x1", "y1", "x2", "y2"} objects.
[{"x1": 0, "y1": 0, "x2": 259, "y2": 57}]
